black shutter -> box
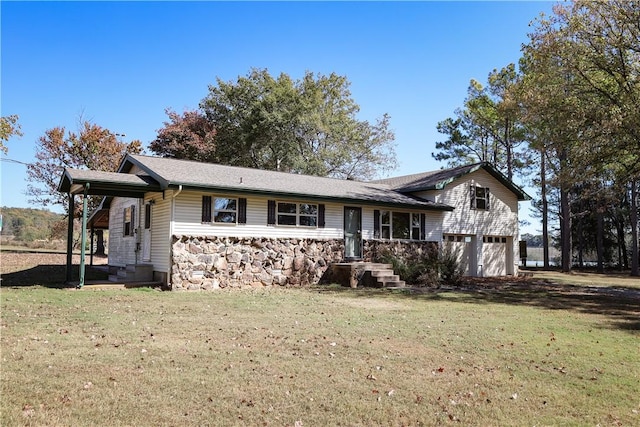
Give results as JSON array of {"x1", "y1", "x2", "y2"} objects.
[
  {"x1": 373, "y1": 209, "x2": 380, "y2": 239},
  {"x1": 470, "y1": 186, "x2": 476, "y2": 209},
  {"x1": 144, "y1": 203, "x2": 151, "y2": 229},
  {"x1": 267, "y1": 200, "x2": 276, "y2": 225},
  {"x1": 420, "y1": 213, "x2": 426, "y2": 241},
  {"x1": 202, "y1": 196, "x2": 212, "y2": 223},
  {"x1": 123, "y1": 207, "x2": 128, "y2": 237},
  {"x1": 130, "y1": 205, "x2": 136, "y2": 235},
  {"x1": 238, "y1": 198, "x2": 247, "y2": 224},
  {"x1": 318, "y1": 204, "x2": 325, "y2": 228},
  {"x1": 485, "y1": 188, "x2": 490, "y2": 210}
]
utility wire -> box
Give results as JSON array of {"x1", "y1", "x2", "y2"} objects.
[{"x1": 0, "y1": 158, "x2": 31, "y2": 166}]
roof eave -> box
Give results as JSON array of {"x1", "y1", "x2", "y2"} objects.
[
  {"x1": 400, "y1": 163, "x2": 531, "y2": 201},
  {"x1": 166, "y1": 183, "x2": 454, "y2": 211},
  {"x1": 120, "y1": 154, "x2": 171, "y2": 189}
]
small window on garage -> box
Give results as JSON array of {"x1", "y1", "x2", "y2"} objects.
[{"x1": 471, "y1": 186, "x2": 490, "y2": 210}]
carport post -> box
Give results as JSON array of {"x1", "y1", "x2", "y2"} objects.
[
  {"x1": 78, "y1": 183, "x2": 90, "y2": 288},
  {"x1": 65, "y1": 193, "x2": 75, "y2": 284},
  {"x1": 90, "y1": 226, "x2": 94, "y2": 266}
]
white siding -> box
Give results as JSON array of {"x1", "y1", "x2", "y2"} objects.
[
  {"x1": 415, "y1": 169, "x2": 519, "y2": 236},
  {"x1": 108, "y1": 196, "x2": 141, "y2": 267},
  {"x1": 145, "y1": 192, "x2": 171, "y2": 274},
  {"x1": 172, "y1": 191, "x2": 345, "y2": 239},
  {"x1": 171, "y1": 191, "x2": 445, "y2": 243}
]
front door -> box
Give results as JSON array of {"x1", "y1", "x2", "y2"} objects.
[{"x1": 344, "y1": 207, "x2": 362, "y2": 260}]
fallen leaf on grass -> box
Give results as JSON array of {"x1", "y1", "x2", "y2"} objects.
[{"x1": 22, "y1": 404, "x2": 35, "y2": 418}]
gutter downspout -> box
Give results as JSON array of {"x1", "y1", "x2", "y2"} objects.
[
  {"x1": 171, "y1": 185, "x2": 183, "y2": 232},
  {"x1": 78, "y1": 183, "x2": 90, "y2": 288}
]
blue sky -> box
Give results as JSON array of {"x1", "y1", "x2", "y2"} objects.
[{"x1": 1, "y1": 1, "x2": 554, "y2": 233}]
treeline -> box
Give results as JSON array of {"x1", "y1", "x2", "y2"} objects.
[
  {"x1": 0, "y1": 207, "x2": 65, "y2": 242},
  {"x1": 433, "y1": 1, "x2": 639, "y2": 274}
]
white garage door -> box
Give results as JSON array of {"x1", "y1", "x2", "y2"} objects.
[
  {"x1": 482, "y1": 236, "x2": 507, "y2": 277},
  {"x1": 443, "y1": 235, "x2": 473, "y2": 276}
]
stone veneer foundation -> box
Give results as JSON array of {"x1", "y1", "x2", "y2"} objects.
[
  {"x1": 170, "y1": 236, "x2": 344, "y2": 290},
  {"x1": 170, "y1": 235, "x2": 439, "y2": 290}
]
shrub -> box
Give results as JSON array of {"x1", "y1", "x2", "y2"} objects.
[
  {"x1": 438, "y1": 243, "x2": 464, "y2": 285},
  {"x1": 376, "y1": 243, "x2": 463, "y2": 287}
]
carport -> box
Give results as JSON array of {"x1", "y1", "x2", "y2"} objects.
[{"x1": 57, "y1": 169, "x2": 161, "y2": 287}]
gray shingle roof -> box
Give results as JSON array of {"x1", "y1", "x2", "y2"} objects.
[
  {"x1": 124, "y1": 155, "x2": 453, "y2": 210},
  {"x1": 372, "y1": 162, "x2": 530, "y2": 201},
  {"x1": 58, "y1": 168, "x2": 162, "y2": 197}
]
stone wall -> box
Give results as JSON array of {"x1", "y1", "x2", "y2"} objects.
[
  {"x1": 170, "y1": 235, "x2": 439, "y2": 290},
  {"x1": 170, "y1": 235, "x2": 344, "y2": 290}
]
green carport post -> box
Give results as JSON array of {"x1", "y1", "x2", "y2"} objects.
[{"x1": 78, "y1": 183, "x2": 90, "y2": 288}]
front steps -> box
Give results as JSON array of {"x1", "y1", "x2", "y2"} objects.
[
  {"x1": 326, "y1": 262, "x2": 405, "y2": 288},
  {"x1": 108, "y1": 264, "x2": 154, "y2": 283}
]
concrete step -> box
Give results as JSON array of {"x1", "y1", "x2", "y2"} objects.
[
  {"x1": 371, "y1": 269, "x2": 395, "y2": 278},
  {"x1": 109, "y1": 264, "x2": 153, "y2": 282}
]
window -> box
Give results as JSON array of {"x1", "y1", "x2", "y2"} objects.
[
  {"x1": 276, "y1": 202, "x2": 318, "y2": 227},
  {"x1": 214, "y1": 198, "x2": 237, "y2": 223},
  {"x1": 392, "y1": 212, "x2": 410, "y2": 240},
  {"x1": 482, "y1": 236, "x2": 507, "y2": 243},
  {"x1": 202, "y1": 196, "x2": 247, "y2": 224},
  {"x1": 268, "y1": 200, "x2": 325, "y2": 227},
  {"x1": 376, "y1": 210, "x2": 423, "y2": 240},
  {"x1": 411, "y1": 213, "x2": 421, "y2": 240},
  {"x1": 123, "y1": 205, "x2": 135, "y2": 237},
  {"x1": 471, "y1": 186, "x2": 490, "y2": 210},
  {"x1": 445, "y1": 234, "x2": 471, "y2": 243}
]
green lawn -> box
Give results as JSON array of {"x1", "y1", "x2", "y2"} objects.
[{"x1": 1, "y1": 283, "x2": 638, "y2": 426}]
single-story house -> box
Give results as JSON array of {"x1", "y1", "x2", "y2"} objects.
[{"x1": 58, "y1": 154, "x2": 530, "y2": 289}]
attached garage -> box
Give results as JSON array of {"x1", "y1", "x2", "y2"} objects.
[{"x1": 482, "y1": 236, "x2": 513, "y2": 277}]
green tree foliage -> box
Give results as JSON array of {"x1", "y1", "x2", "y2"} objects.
[
  {"x1": 152, "y1": 68, "x2": 397, "y2": 180},
  {"x1": 432, "y1": 65, "x2": 527, "y2": 180},
  {"x1": 26, "y1": 120, "x2": 143, "y2": 216},
  {"x1": 0, "y1": 115, "x2": 23, "y2": 154},
  {"x1": 0, "y1": 207, "x2": 64, "y2": 241},
  {"x1": 518, "y1": 0, "x2": 639, "y2": 274}
]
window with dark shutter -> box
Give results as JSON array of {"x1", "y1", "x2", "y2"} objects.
[
  {"x1": 202, "y1": 196, "x2": 212, "y2": 223},
  {"x1": 420, "y1": 213, "x2": 426, "y2": 240},
  {"x1": 238, "y1": 198, "x2": 247, "y2": 224},
  {"x1": 267, "y1": 200, "x2": 276, "y2": 225},
  {"x1": 373, "y1": 210, "x2": 380, "y2": 239}
]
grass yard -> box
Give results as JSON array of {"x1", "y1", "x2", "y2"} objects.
[{"x1": 1, "y1": 272, "x2": 639, "y2": 426}]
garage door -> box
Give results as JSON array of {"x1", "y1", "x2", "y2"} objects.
[
  {"x1": 482, "y1": 236, "x2": 507, "y2": 277},
  {"x1": 443, "y1": 235, "x2": 472, "y2": 276}
]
